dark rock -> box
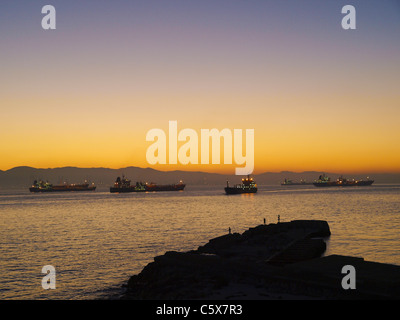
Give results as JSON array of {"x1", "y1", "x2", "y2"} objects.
[
  {"x1": 267, "y1": 238, "x2": 327, "y2": 265},
  {"x1": 122, "y1": 219, "x2": 400, "y2": 299},
  {"x1": 123, "y1": 220, "x2": 339, "y2": 299}
]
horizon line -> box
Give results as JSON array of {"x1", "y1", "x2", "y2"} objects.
[{"x1": 2, "y1": 165, "x2": 400, "y2": 176}]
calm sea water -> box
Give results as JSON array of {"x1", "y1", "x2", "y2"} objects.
[{"x1": 1, "y1": 184, "x2": 399, "y2": 300}]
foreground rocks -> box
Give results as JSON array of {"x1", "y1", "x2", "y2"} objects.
[{"x1": 123, "y1": 220, "x2": 400, "y2": 299}]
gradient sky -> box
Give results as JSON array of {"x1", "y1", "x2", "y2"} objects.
[{"x1": 1, "y1": 0, "x2": 399, "y2": 174}]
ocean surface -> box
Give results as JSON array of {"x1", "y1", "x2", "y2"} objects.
[{"x1": 0, "y1": 184, "x2": 399, "y2": 300}]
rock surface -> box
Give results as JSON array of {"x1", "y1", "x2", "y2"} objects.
[{"x1": 123, "y1": 220, "x2": 400, "y2": 299}]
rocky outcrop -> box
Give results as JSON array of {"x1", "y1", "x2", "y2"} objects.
[
  {"x1": 123, "y1": 218, "x2": 400, "y2": 299},
  {"x1": 196, "y1": 220, "x2": 330, "y2": 263},
  {"x1": 123, "y1": 220, "x2": 334, "y2": 299}
]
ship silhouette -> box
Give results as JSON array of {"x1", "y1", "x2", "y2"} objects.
[
  {"x1": 313, "y1": 174, "x2": 374, "y2": 187},
  {"x1": 29, "y1": 180, "x2": 96, "y2": 192},
  {"x1": 225, "y1": 175, "x2": 258, "y2": 194},
  {"x1": 109, "y1": 176, "x2": 185, "y2": 193}
]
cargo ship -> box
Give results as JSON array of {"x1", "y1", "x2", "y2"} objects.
[
  {"x1": 145, "y1": 181, "x2": 186, "y2": 192},
  {"x1": 313, "y1": 174, "x2": 374, "y2": 187},
  {"x1": 109, "y1": 176, "x2": 146, "y2": 193},
  {"x1": 110, "y1": 176, "x2": 185, "y2": 193},
  {"x1": 29, "y1": 180, "x2": 96, "y2": 192},
  {"x1": 225, "y1": 175, "x2": 258, "y2": 194},
  {"x1": 281, "y1": 178, "x2": 313, "y2": 186}
]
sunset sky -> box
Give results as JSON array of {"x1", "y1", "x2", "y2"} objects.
[{"x1": 1, "y1": 0, "x2": 399, "y2": 174}]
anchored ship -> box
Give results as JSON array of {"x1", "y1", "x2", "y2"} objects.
[
  {"x1": 109, "y1": 176, "x2": 146, "y2": 193},
  {"x1": 110, "y1": 176, "x2": 185, "y2": 193},
  {"x1": 225, "y1": 175, "x2": 258, "y2": 194},
  {"x1": 145, "y1": 181, "x2": 186, "y2": 192},
  {"x1": 313, "y1": 174, "x2": 374, "y2": 187},
  {"x1": 281, "y1": 178, "x2": 313, "y2": 186},
  {"x1": 29, "y1": 180, "x2": 96, "y2": 192}
]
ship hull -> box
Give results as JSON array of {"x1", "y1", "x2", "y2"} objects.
[
  {"x1": 110, "y1": 184, "x2": 185, "y2": 193},
  {"x1": 109, "y1": 187, "x2": 146, "y2": 193},
  {"x1": 224, "y1": 187, "x2": 257, "y2": 195},
  {"x1": 313, "y1": 180, "x2": 374, "y2": 187},
  {"x1": 145, "y1": 184, "x2": 186, "y2": 192},
  {"x1": 29, "y1": 186, "x2": 96, "y2": 192}
]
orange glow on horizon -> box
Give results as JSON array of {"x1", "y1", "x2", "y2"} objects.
[{"x1": 1, "y1": 92, "x2": 399, "y2": 174}]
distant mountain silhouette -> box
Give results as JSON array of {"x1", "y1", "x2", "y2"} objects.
[{"x1": 0, "y1": 166, "x2": 399, "y2": 191}]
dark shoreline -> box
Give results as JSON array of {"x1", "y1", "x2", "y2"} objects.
[{"x1": 122, "y1": 220, "x2": 400, "y2": 300}]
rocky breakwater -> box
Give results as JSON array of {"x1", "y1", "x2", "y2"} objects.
[{"x1": 123, "y1": 220, "x2": 333, "y2": 299}]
